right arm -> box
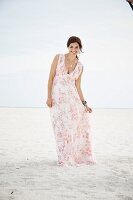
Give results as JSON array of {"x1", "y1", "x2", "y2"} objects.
[{"x1": 46, "y1": 54, "x2": 59, "y2": 107}]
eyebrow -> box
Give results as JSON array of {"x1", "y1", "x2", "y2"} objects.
[{"x1": 70, "y1": 46, "x2": 79, "y2": 48}]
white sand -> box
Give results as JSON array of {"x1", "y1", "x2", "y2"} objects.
[{"x1": 0, "y1": 108, "x2": 133, "y2": 200}]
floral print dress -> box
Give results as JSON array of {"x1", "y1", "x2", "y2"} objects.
[{"x1": 50, "y1": 54, "x2": 96, "y2": 167}]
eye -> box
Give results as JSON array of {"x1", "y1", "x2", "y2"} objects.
[
  {"x1": 75, "y1": 46, "x2": 78, "y2": 49},
  {"x1": 70, "y1": 46, "x2": 73, "y2": 48}
]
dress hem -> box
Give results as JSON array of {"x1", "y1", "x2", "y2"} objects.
[{"x1": 57, "y1": 160, "x2": 97, "y2": 167}]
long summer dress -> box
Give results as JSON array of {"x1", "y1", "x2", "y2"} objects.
[{"x1": 50, "y1": 54, "x2": 96, "y2": 167}]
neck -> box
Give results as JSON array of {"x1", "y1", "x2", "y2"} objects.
[{"x1": 67, "y1": 52, "x2": 77, "y2": 60}]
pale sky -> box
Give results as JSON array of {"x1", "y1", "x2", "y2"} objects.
[{"x1": 0, "y1": 0, "x2": 133, "y2": 108}]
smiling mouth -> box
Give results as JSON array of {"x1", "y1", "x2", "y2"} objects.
[{"x1": 71, "y1": 51, "x2": 76, "y2": 53}]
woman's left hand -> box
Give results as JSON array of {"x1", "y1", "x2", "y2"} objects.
[{"x1": 85, "y1": 106, "x2": 93, "y2": 113}]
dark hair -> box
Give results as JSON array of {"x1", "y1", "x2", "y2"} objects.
[{"x1": 67, "y1": 36, "x2": 83, "y2": 59}]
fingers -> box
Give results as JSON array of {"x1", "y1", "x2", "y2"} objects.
[
  {"x1": 86, "y1": 107, "x2": 92, "y2": 113},
  {"x1": 49, "y1": 103, "x2": 52, "y2": 108},
  {"x1": 89, "y1": 108, "x2": 92, "y2": 113},
  {"x1": 46, "y1": 103, "x2": 52, "y2": 108},
  {"x1": 46, "y1": 100, "x2": 53, "y2": 108}
]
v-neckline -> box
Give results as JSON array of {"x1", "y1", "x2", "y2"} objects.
[{"x1": 63, "y1": 54, "x2": 79, "y2": 75}]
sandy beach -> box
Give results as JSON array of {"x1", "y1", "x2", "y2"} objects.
[{"x1": 0, "y1": 108, "x2": 133, "y2": 200}]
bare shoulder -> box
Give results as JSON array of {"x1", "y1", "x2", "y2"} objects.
[
  {"x1": 51, "y1": 54, "x2": 60, "y2": 67},
  {"x1": 78, "y1": 61, "x2": 84, "y2": 72},
  {"x1": 49, "y1": 54, "x2": 60, "y2": 79},
  {"x1": 51, "y1": 54, "x2": 60, "y2": 66},
  {"x1": 53, "y1": 54, "x2": 60, "y2": 61},
  {"x1": 75, "y1": 62, "x2": 84, "y2": 86}
]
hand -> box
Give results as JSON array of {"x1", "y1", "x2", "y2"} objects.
[
  {"x1": 85, "y1": 106, "x2": 93, "y2": 113},
  {"x1": 46, "y1": 98, "x2": 53, "y2": 108}
]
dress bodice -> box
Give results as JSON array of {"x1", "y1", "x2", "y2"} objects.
[{"x1": 55, "y1": 54, "x2": 83, "y2": 80}]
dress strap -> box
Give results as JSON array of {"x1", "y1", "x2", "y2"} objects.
[
  {"x1": 59, "y1": 54, "x2": 64, "y2": 62},
  {"x1": 57, "y1": 54, "x2": 63, "y2": 66}
]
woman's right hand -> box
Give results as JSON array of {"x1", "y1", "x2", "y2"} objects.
[{"x1": 46, "y1": 98, "x2": 53, "y2": 108}]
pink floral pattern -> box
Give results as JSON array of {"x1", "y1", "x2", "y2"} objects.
[{"x1": 50, "y1": 54, "x2": 96, "y2": 167}]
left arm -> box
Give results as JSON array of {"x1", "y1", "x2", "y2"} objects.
[
  {"x1": 75, "y1": 67, "x2": 92, "y2": 113},
  {"x1": 75, "y1": 67, "x2": 85, "y2": 102}
]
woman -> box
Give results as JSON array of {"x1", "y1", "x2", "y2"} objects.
[{"x1": 46, "y1": 36, "x2": 96, "y2": 167}]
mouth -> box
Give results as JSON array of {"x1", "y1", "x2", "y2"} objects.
[{"x1": 71, "y1": 51, "x2": 77, "y2": 54}]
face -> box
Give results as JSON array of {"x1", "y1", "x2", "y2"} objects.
[{"x1": 68, "y1": 42, "x2": 80, "y2": 55}]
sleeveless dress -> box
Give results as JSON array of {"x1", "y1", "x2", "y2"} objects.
[{"x1": 50, "y1": 54, "x2": 96, "y2": 167}]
